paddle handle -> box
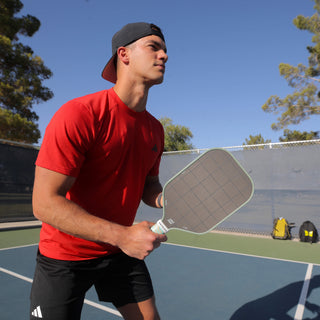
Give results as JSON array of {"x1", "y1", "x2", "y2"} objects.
[{"x1": 151, "y1": 220, "x2": 169, "y2": 234}]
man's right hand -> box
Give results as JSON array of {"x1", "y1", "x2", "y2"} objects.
[{"x1": 117, "y1": 221, "x2": 167, "y2": 260}]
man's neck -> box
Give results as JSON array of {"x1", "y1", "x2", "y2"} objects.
[{"x1": 113, "y1": 81, "x2": 150, "y2": 112}]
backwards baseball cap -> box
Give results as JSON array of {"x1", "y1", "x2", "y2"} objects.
[{"x1": 101, "y1": 22, "x2": 165, "y2": 83}]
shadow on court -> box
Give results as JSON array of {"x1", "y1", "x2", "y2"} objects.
[{"x1": 230, "y1": 275, "x2": 320, "y2": 320}]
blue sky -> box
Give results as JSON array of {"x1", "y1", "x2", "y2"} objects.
[{"x1": 19, "y1": 0, "x2": 318, "y2": 149}]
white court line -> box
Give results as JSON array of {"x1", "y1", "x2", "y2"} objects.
[
  {"x1": 166, "y1": 242, "x2": 318, "y2": 319},
  {"x1": 2, "y1": 241, "x2": 317, "y2": 319},
  {"x1": 0, "y1": 243, "x2": 38, "y2": 251},
  {"x1": 165, "y1": 242, "x2": 320, "y2": 266},
  {"x1": 0, "y1": 267, "x2": 33, "y2": 283},
  {"x1": 2, "y1": 241, "x2": 319, "y2": 266},
  {"x1": 84, "y1": 299, "x2": 122, "y2": 317},
  {"x1": 294, "y1": 263, "x2": 313, "y2": 320},
  {"x1": 0, "y1": 266, "x2": 122, "y2": 318}
]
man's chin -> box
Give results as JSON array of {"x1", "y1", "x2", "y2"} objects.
[
  {"x1": 143, "y1": 73, "x2": 165, "y2": 87},
  {"x1": 151, "y1": 75, "x2": 165, "y2": 85}
]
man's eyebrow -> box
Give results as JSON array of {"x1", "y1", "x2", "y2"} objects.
[{"x1": 146, "y1": 39, "x2": 167, "y2": 53}]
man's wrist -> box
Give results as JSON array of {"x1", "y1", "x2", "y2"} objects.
[{"x1": 156, "y1": 193, "x2": 163, "y2": 208}]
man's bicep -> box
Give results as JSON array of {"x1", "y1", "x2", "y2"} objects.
[
  {"x1": 33, "y1": 166, "x2": 76, "y2": 220},
  {"x1": 33, "y1": 166, "x2": 76, "y2": 198}
]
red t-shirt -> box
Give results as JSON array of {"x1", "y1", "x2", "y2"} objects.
[{"x1": 36, "y1": 88, "x2": 164, "y2": 260}]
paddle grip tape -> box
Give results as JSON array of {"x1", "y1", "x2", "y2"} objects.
[{"x1": 151, "y1": 219, "x2": 169, "y2": 234}]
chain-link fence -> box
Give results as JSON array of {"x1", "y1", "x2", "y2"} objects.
[
  {"x1": 1, "y1": 138, "x2": 320, "y2": 237},
  {"x1": 0, "y1": 139, "x2": 39, "y2": 222},
  {"x1": 137, "y1": 140, "x2": 320, "y2": 238}
]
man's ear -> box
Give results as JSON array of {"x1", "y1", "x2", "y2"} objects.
[{"x1": 117, "y1": 47, "x2": 130, "y2": 65}]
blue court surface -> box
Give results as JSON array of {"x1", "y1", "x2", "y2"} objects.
[{"x1": 1, "y1": 237, "x2": 320, "y2": 320}]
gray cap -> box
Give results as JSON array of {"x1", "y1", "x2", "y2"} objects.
[{"x1": 101, "y1": 22, "x2": 165, "y2": 83}]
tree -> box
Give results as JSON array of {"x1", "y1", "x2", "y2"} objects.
[
  {"x1": 0, "y1": 0, "x2": 53, "y2": 143},
  {"x1": 243, "y1": 134, "x2": 271, "y2": 146},
  {"x1": 0, "y1": 107, "x2": 40, "y2": 142},
  {"x1": 160, "y1": 117, "x2": 194, "y2": 151},
  {"x1": 279, "y1": 129, "x2": 319, "y2": 142},
  {"x1": 262, "y1": 0, "x2": 320, "y2": 131}
]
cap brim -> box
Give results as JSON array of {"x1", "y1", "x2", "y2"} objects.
[{"x1": 101, "y1": 54, "x2": 117, "y2": 83}]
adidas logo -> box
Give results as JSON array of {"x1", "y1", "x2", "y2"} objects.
[{"x1": 31, "y1": 306, "x2": 43, "y2": 318}]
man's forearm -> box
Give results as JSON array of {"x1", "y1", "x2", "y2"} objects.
[
  {"x1": 32, "y1": 166, "x2": 167, "y2": 260},
  {"x1": 33, "y1": 193, "x2": 126, "y2": 247},
  {"x1": 33, "y1": 195, "x2": 167, "y2": 260}
]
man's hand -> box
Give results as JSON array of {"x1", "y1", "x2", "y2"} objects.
[{"x1": 117, "y1": 221, "x2": 167, "y2": 260}]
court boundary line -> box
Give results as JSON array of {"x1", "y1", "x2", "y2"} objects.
[
  {"x1": 0, "y1": 266, "x2": 33, "y2": 283},
  {"x1": 165, "y1": 242, "x2": 318, "y2": 319},
  {"x1": 0, "y1": 243, "x2": 38, "y2": 251},
  {"x1": 294, "y1": 263, "x2": 313, "y2": 320},
  {"x1": 0, "y1": 266, "x2": 122, "y2": 318},
  {"x1": 165, "y1": 242, "x2": 320, "y2": 266},
  {"x1": 2, "y1": 242, "x2": 318, "y2": 269},
  {"x1": 1, "y1": 241, "x2": 317, "y2": 320}
]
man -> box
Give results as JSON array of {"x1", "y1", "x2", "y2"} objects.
[{"x1": 30, "y1": 22, "x2": 168, "y2": 320}]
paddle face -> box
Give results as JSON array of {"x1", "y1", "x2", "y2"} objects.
[{"x1": 152, "y1": 149, "x2": 254, "y2": 234}]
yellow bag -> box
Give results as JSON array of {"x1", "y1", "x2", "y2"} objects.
[{"x1": 271, "y1": 217, "x2": 293, "y2": 240}]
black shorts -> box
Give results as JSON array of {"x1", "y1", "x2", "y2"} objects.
[{"x1": 30, "y1": 250, "x2": 154, "y2": 320}]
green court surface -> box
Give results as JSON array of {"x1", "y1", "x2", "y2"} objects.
[
  {"x1": 1, "y1": 227, "x2": 319, "y2": 265},
  {"x1": 167, "y1": 230, "x2": 320, "y2": 265},
  {"x1": 0, "y1": 227, "x2": 40, "y2": 248}
]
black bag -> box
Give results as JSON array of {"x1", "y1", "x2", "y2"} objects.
[{"x1": 299, "y1": 221, "x2": 318, "y2": 243}]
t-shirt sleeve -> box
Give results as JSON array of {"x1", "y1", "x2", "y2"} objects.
[{"x1": 36, "y1": 100, "x2": 95, "y2": 177}]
